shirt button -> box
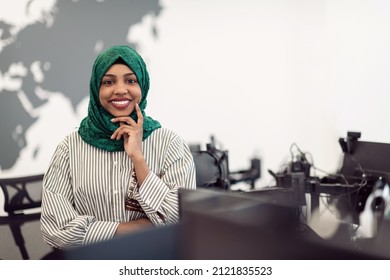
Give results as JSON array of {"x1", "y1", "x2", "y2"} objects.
[{"x1": 114, "y1": 190, "x2": 118, "y2": 195}]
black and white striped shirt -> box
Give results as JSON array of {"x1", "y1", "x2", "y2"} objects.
[{"x1": 40, "y1": 127, "x2": 196, "y2": 249}]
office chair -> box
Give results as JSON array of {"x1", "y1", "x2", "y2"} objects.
[
  {"x1": 0, "y1": 174, "x2": 44, "y2": 259},
  {"x1": 190, "y1": 136, "x2": 261, "y2": 190}
]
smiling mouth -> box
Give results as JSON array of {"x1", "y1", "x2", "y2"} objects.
[{"x1": 111, "y1": 99, "x2": 131, "y2": 109}]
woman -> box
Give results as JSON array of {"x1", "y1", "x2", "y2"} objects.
[{"x1": 40, "y1": 45, "x2": 196, "y2": 249}]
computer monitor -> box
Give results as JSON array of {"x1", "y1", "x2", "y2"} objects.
[{"x1": 339, "y1": 135, "x2": 390, "y2": 182}]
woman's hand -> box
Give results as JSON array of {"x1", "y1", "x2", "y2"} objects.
[
  {"x1": 115, "y1": 217, "x2": 154, "y2": 236},
  {"x1": 111, "y1": 103, "x2": 150, "y2": 185},
  {"x1": 111, "y1": 103, "x2": 144, "y2": 160}
]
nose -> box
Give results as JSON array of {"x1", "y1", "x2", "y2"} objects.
[{"x1": 113, "y1": 81, "x2": 128, "y2": 94}]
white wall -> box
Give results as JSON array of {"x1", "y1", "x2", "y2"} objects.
[
  {"x1": 139, "y1": 0, "x2": 390, "y2": 187},
  {"x1": 1, "y1": 0, "x2": 390, "y2": 189}
]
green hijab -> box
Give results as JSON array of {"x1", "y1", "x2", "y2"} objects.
[{"x1": 78, "y1": 45, "x2": 161, "y2": 151}]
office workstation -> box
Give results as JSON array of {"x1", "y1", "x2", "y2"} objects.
[
  {"x1": 2, "y1": 132, "x2": 390, "y2": 260},
  {"x1": 58, "y1": 132, "x2": 390, "y2": 260}
]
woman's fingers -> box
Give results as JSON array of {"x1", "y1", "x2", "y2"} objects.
[
  {"x1": 135, "y1": 104, "x2": 144, "y2": 127},
  {"x1": 111, "y1": 116, "x2": 137, "y2": 126},
  {"x1": 111, "y1": 104, "x2": 143, "y2": 127},
  {"x1": 110, "y1": 106, "x2": 144, "y2": 140},
  {"x1": 111, "y1": 123, "x2": 142, "y2": 140}
]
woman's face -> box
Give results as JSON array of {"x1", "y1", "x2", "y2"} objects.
[{"x1": 99, "y1": 63, "x2": 142, "y2": 117}]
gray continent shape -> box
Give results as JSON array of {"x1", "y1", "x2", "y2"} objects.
[{"x1": 0, "y1": 0, "x2": 162, "y2": 170}]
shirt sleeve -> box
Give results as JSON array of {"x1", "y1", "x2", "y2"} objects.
[
  {"x1": 40, "y1": 141, "x2": 118, "y2": 249},
  {"x1": 133, "y1": 135, "x2": 196, "y2": 226}
]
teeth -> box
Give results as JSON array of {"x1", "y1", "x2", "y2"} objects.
[{"x1": 111, "y1": 100, "x2": 129, "y2": 105}]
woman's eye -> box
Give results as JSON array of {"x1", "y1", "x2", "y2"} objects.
[
  {"x1": 127, "y1": 79, "x2": 137, "y2": 84},
  {"x1": 102, "y1": 80, "x2": 114, "y2": 85}
]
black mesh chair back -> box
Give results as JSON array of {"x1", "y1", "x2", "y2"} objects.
[{"x1": 0, "y1": 174, "x2": 44, "y2": 259}]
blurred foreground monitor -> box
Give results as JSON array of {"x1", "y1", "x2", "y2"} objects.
[{"x1": 59, "y1": 188, "x2": 387, "y2": 260}]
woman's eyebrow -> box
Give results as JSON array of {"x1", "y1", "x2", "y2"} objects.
[{"x1": 123, "y1": 72, "x2": 136, "y2": 77}]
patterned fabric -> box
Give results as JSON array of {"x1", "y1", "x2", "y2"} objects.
[
  {"x1": 125, "y1": 166, "x2": 143, "y2": 212},
  {"x1": 40, "y1": 127, "x2": 196, "y2": 249}
]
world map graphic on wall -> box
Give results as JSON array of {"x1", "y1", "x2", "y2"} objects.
[{"x1": 0, "y1": 0, "x2": 162, "y2": 175}]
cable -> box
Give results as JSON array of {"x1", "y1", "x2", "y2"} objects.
[
  {"x1": 290, "y1": 142, "x2": 370, "y2": 220},
  {"x1": 289, "y1": 143, "x2": 306, "y2": 160}
]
